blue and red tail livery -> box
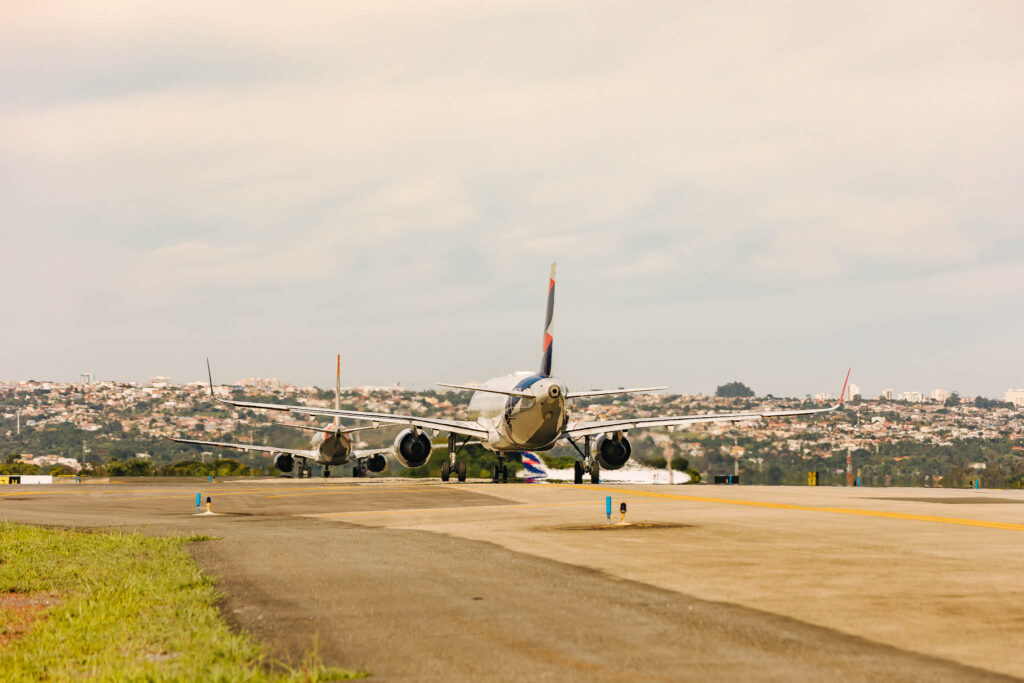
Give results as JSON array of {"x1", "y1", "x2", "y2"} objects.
[
  {"x1": 520, "y1": 451, "x2": 548, "y2": 482},
  {"x1": 540, "y1": 262, "x2": 555, "y2": 377}
]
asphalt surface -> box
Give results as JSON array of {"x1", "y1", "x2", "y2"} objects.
[{"x1": 2, "y1": 479, "x2": 1021, "y2": 681}]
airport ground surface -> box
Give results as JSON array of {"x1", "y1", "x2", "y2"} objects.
[{"x1": 3, "y1": 478, "x2": 1023, "y2": 681}]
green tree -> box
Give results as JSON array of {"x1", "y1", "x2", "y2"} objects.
[
  {"x1": 107, "y1": 459, "x2": 154, "y2": 476},
  {"x1": 716, "y1": 381, "x2": 754, "y2": 398}
]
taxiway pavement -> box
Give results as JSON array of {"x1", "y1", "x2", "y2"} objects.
[{"x1": 2, "y1": 479, "x2": 1022, "y2": 681}]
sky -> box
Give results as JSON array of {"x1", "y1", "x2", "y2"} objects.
[{"x1": 2, "y1": 2, "x2": 1023, "y2": 398}]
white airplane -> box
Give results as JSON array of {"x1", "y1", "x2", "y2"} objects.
[
  {"x1": 173, "y1": 356, "x2": 390, "y2": 478},
  {"x1": 205, "y1": 263, "x2": 850, "y2": 484},
  {"x1": 518, "y1": 451, "x2": 692, "y2": 484}
]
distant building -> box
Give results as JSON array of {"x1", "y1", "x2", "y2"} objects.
[
  {"x1": 1005, "y1": 389, "x2": 1024, "y2": 408},
  {"x1": 237, "y1": 377, "x2": 282, "y2": 390},
  {"x1": 847, "y1": 383, "x2": 861, "y2": 401},
  {"x1": 897, "y1": 391, "x2": 924, "y2": 403},
  {"x1": 881, "y1": 388, "x2": 894, "y2": 400},
  {"x1": 148, "y1": 376, "x2": 172, "y2": 388},
  {"x1": 930, "y1": 388, "x2": 950, "y2": 403},
  {"x1": 17, "y1": 455, "x2": 82, "y2": 472}
]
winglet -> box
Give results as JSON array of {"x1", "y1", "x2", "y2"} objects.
[
  {"x1": 837, "y1": 368, "x2": 852, "y2": 406},
  {"x1": 206, "y1": 358, "x2": 228, "y2": 405}
]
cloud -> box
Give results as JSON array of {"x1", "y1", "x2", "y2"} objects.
[{"x1": 2, "y1": 2, "x2": 1023, "y2": 395}]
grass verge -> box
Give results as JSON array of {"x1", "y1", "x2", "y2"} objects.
[{"x1": 0, "y1": 522, "x2": 363, "y2": 681}]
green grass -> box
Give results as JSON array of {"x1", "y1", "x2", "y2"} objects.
[{"x1": 0, "y1": 523, "x2": 363, "y2": 681}]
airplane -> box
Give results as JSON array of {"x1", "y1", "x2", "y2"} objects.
[
  {"x1": 518, "y1": 451, "x2": 692, "y2": 484},
  {"x1": 203, "y1": 263, "x2": 850, "y2": 484},
  {"x1": 171, "y1": 355, "x2": 390, "y2": 478}
]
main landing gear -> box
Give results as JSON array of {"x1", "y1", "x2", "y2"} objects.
[
  {"x1": 440, "y1": 433, "x2": 468, "y2": 483},
  {"x1": 323, "y1": 465, "x2": 331, "y2": 478},
  {"x1": 296, "y1": 464, "x2": 312, "y2": 479},
  {"x1": 569, "y1": 436, "x2": 601, "y2": 484},
  {"x1": 352, "y1": 462, "x2": 368, "y2": 478}
]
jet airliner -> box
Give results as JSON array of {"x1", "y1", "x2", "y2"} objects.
[
  {"x1": 204, "y1": 264, "x2": 850, "y2": 484},
  {"x1": 173, "y1": 356, "x2": 389, "y2": 478}
]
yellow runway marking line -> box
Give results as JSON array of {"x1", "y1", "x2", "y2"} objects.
[
  {"x1": 312, "y1": 500, "x2": 594, "y2": 518},
  {"x1": 561, "y1": 485, "x2": 1024, "y2": 532}
]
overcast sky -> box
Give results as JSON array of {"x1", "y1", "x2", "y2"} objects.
[{"x1": 2, "y1": 2, "x2": 1022, "y2": 398}]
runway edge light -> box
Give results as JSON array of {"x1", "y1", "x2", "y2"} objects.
[
  {"x1": 196, "y1": 492, "x2": 201, "y2": 514},
  {"x1": 606, "y1": 496, "x2": 611, "y2": 523}
]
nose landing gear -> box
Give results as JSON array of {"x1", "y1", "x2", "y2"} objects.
[{"x1": 491, "y1": 457, "x2": 509, "y2": 483}]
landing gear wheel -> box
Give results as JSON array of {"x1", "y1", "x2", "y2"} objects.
[
  {"x1": 441, "y1": 459, "x2": 451, "y2": 482},
  {"x1": 352, "y1": 466, "x2": 361, "y2": 478},
  {"x1": 501, "y1": 464, "x2": 509, "y2": 483},
  {"x1": 323, "y1": 466, "x2": 331, "y2": 478},
  {"x1": 590, "y1": 461, "x2": 601, "y2": 485},
  {"x1": 574, "y1": 461, "x2": 584, "y2": 485},
  {"x1": 457, "y1": 459, "x2": 467, "y2": 483}
]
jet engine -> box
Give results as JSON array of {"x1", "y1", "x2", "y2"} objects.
[
  {"x1": 393, "y1": 429, "x2": 432, "y2": 468},
  {"x1": 595, "y1": 434, "x2": 631, "y2": 470},
  {"x1": 274, "y1": 453, "x2": 295, "y2": 473},
  {"x1": 365, "y1": 453, "x2": 388, "y2": 473}
]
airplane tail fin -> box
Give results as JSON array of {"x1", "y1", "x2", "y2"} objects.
[
  {"x1": 335, "y1": 354, "x2": 341, "y2": 411},
  {"x1": 540, "y1": 262, "x2": 555, "y2": 377},
  {"x1": 520, "y1": 451, "x2": 548, "y2": 483}
]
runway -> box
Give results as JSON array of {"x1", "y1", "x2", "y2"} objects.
[{"x1": 3, "y1": 479, "x2": 1022, "y2": 681}]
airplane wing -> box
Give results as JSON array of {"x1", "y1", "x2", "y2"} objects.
[
  {"x1": 170, "y1": 437, "x2": 317, "y2": 459},
  {"x1": 225, "y1": 401, "x2": 488, "y2": 439},
  {"x1": 563, "y1": 403, "x2": 840, "y2": 438},
  {"x1": 204, "y1": 361, "x2": 489, "y2": 439},
  {"x1": 564, "y1": 370, "x2": 851, "y2": 439}
]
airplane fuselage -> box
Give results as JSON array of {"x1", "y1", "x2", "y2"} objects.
[
  {"x1": 310, "y1": 424, "x2": 354, "y2": 465},
  {"x1": 467, "y1": 371, "x2": 568, "y2": 452}
]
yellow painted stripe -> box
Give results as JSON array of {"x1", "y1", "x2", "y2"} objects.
[{"x1": 557, "y1": 485, "x2": 1024, "y2": 532}]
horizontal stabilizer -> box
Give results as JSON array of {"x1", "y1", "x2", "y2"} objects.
[
  {"x1": 566, "y1": 387, "x2": 667, "y2": 399},
  {"x1": 437, "y1": 382, "x2": 532, "y2": 399},
  {"x1": 270, "y1": 420, "x2": 380, "y2": 436}
]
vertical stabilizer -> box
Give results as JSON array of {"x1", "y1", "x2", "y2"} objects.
[
  {"x1": 521, "y1": 452, "x2": 548, "y2": 483},
  {"x1": 540, "y1": 262, "x2": 555, "y2": 377}
]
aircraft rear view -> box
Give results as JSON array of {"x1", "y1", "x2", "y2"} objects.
[{"x1": 202, "y1": 262, "x2": 849, "y2": 486}]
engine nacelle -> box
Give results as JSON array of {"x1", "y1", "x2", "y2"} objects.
[
  {"x1": 274, "y1": 453, "x2": 295, "y2": 473},
  {"x1": 365, "y1": 454, "x2": 387, "y2": 473},
  {"x1": 595, "y1": 434, "x2": 631, "y2": 470},
  {"x1": 392, "y1": 429, "x2": 432, "y2": 468}
]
